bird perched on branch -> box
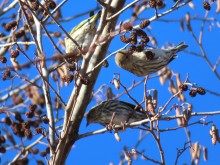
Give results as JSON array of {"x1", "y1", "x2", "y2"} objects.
[
  {"x1": 115, "y1": 42, "x2": 188, "y2": 76},
  {"x1": 64, "y1": 11, "x2": 101, "y2": 60},
  {"x1": 86, "y1": 100, "x2": 148, "y2": 127}
]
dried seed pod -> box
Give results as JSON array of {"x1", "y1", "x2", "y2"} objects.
[
  {"x1": 24, "y1": 129, "x2": 33, "y2": 139},
  {"x1": 152, "y1": 90, "x2": 158, "y2": 108},
  {"x1": 149, "y1": 0, "x2": 157, "y2": 8},
  {"x1": 46, "y1": 0, "x2": 56, "y2": 10},
  {"x1": 120, "y1": 35, "x2": 131, "y2": 43},
  {"x1": 158, "y1": 67, "x2": 172, "y2": 85},
  {"x1": 14, "y1": 29, "x2": 25, "y2": 39},
  {"x1": 61, "y1": 74, "x2": 74, "y2": 83},
  {"x1": 114, "y1": 132, "x2": 121, "y2": 142},
  {"x1": 102, "y1": 60, "x2": 109, "y2": 68},
  {"x1": 175, "y1": 106, "x2": 183, "y2": 126},
  {"x1": 197, "y1": 87, "x2": 206, "y2": 95},
  {"x1": 203, "y1": 1, "x2": 211, "y2": 11},
  {"x1": 179, "y1": 83, "x2": 188, "y2": 91},
  {"x1": 40, "y1": 151, "x2": 47, "y2": 157},
  {"x1": 106, "y1": 87, "x2": 114, "y2": 100},
  {"x1": 139, "y1": 19, "x2": 150, "y2": 29},
  {"x1": 29, "y1": 148, "x2": 39, "y2": 155},
  {"x1": 53, "y1": 31, "x2": 61, "y2": 38},
  {"x1": 180, "y1": 19, "x2": 184, "y2": 31},
  {"x1": 217, "y1": 0, "x2": 220, "y2": 13},
  {"x1": 113, "y1": 78, "x2": 120, "y2": 90},
  {"x1": 80, "y1": 76, "x2": 90, "y2": 85},
  {"x1": 185, "y1": 12, "x2": 192, "y2": 31},
  {"x1": 0, "y1": 146, "x2": 6, "y2": 153},
  {"x1": 145, "y1": 51, "x2": 154, "y2": 60},
  {"x1": 135, "y1": 44, "x2": 144, "y2": 52},
  {"x1": 3, "y1": 116, "x2": 12, "y2": 125},
  {"x1": 203, "y1": 147, "x2": 208, "y2": 161},
  {"x1": 14, "y1": 112, "x2": 24, "y2": 122},
  {"x1": 35, "y1": 127, "x2": 43, "y2": 134},
  {"x1": 141, "y1": 36, "x2": 149, "y2": 43},
  {"x1": 210, "y1": 124, "x2": 219, "y2": 145},
  {"x1": 123, "y1": 22, "x2": 133, "y2": 31},
  {"x1": 10, "y1": 49, "x2": 20, "y2": 58},
  {"x1": 135, "y1": 29, "x2": 147, "y2": 38},
  {"x1": 67, "y1": 64, "x2": 76, "y2": 72},
  {"x1": 31, "y1": 1, "x2": 39, "y2": 11},
  {"x1": 29, "y1": 104, "x2": 37, "y2": 112},
  {"x1": 187, "y1": 104, "x2": 192, "y2": 119},
  {"x1": 0, "y1": 136, "x2": 6, "y2": 144},
  {"x1": 0, "y1": 56, "x2": 7, "y2": 63},
  {"x1": 188, "y1": 1, "x2": 195, "y2": 9},
  {"x1": 4, "y1": 21, "x2": 17, "y2": 31},
  {"x1": 42, "y1": 116, "x2": 49, "y2": 124},
  {"x1": 189, "y1": 89, "x2": 197, "y2": 97},
  {"x1": 128, "y1": 45, "x2": 136, "y2": 53},
  {"x1": 156, "y1": 0, "x2": 164, "y2": 8},
  {"x1": 25, "y1": 111, "x2": 34, "y2": 118},
  {"x1": 130, "y1": 31, "x2": 137, "y2": 45}
]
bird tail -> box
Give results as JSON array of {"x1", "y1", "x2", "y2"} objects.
[{"x1": 171, "y1": 42, "x2": 188, "y2": 53}]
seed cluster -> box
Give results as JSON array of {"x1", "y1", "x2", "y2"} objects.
[
  {"x1": 179, "y1": 83, "x2": 206, "y2": 97},
  {"x1": 120, "y1": 20, "x2": 151, "y2": 53}
]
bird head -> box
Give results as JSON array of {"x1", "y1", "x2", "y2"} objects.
[
  {"x1": 86, "y1": 107, "x2": 100, "y2": 126},
  {"x1": 115, "y1": 50, "x2": 130, "y2": 68}
]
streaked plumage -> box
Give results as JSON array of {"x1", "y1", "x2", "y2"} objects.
[
  {"x1": 115, "y1": 42, "x2": 188, "y2": 76},
  {"x1": 86, "y1": 100, "x2": 148, "y2": 126},
  {"x1": 65, "y1": 12, "x2": 101, "y2": 55}
]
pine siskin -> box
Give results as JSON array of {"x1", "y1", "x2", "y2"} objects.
[
  {"x1": 86, "y1": 100, "x2": 148, "y2": 126},
  {"x1": 64, "y1": 11, "x2": 101, "y2": 59},
  {"x1": 115, "y1": 42, "x2": 188, "y2": 76}
]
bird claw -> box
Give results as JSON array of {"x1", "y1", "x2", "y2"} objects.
[{"x1": 106, "y1": 123, "x2": 116, "y2": 132}]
